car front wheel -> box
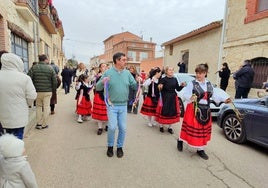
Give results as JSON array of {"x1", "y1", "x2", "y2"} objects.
[{"x1": 222, "y1": 114, "x2": 246, "y2": 144}]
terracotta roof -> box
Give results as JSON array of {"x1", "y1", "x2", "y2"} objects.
[
  {"x1": 116, "y1": 39, "x2": 156, "y2": 45},
  {"x1": 162, "y1": 20, "x2": 222, "y2": 46},
  {"x1": 103, "y1": 31, "x2": 141, "y2": 42}
]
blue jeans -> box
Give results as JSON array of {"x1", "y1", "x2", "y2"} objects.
[
  {"x1": 107, "y1": 105, "x2": 127, "y2": 148},
  {"x1": 5, "y1": 127, "x2": 25, "y2": 140}
]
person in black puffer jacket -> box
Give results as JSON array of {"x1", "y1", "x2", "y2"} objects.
[{"x1": 28, "y1": 54, "x2": 57, "y2": 130}]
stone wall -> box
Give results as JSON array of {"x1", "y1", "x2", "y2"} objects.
[
  {"x1": 164, "y1": 27, "x2": 222, "y2": 83},
  {"x1": 222, "y1": 0, "x2": 268, "y2": 97}
]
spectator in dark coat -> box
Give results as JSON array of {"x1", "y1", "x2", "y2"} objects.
[
  {"x1": 233, "y1": 60, "x2": 255, "y2": 99},
  {"x1": 177, "y1": 61, "x2": 186, "y2": 73},
  {"x1": 50, "y1": 75, "x2": 61, "y2": 114},
  {"x1": 49, "y1": 61, "x2": 60, "y2": 115},
  {"x1": 50, "y1": 60, "x2": 59, "y2": 75},
  {"x1": 61, "y1": 65, "x2": 73, "y2": 94},
  {"x1": 127, "y1": 65, "x2": 139, "y2": 114},
  {"x1": 218, "y1": 62, "x2": 231, "y2": 91},
  {"x1": 72, "y1": 67, "x2": 77, "y2": 82}
]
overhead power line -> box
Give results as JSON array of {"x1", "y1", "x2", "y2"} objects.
[{"x1": 64, "y1": 38, "x2": 103, "y2": 45}]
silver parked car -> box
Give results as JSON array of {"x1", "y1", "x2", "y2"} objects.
[
  {"x1": 174, "y1": 73, "x2": 227, "y2": 117},
  {"x1": 217, "y1": 96, "x2": 268, "y2": 148}
]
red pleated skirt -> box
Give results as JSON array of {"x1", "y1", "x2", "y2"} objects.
[
  {"x1": 140, "y1": 96, "x2": 157, "y2": 116},
  {"x1": 179, "y1": 103, "x2": 212, "y2": 148},
  {"x1": 92, "y1": 92, "x2": 108, "y2": 121},
  {"x1": 76, "y1": 96, "x2": 92, "y2": 115}
]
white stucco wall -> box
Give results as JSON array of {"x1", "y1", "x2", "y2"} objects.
[{"x1": 164, "y1": 27, "x2": 222, "y2": 83}]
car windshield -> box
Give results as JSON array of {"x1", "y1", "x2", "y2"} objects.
[
  {"x1": 174, "y1": 74, "x2": 195, "y2": 85},
  {"x1": 174, "y1": 73, "x2": 220, "y2": 88}
]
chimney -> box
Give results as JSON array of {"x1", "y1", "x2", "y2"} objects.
[{"x1": 150, "y1": 37, "x2": 152, "y2": 42}]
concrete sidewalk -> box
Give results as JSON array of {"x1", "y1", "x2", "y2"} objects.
[{"x1": 24, "y1": 107, "x2": 36, "y2": 137}]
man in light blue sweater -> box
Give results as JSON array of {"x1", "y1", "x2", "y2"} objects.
[{"x1": 96, "y1": 52, "x2": 138, "y2": 158}]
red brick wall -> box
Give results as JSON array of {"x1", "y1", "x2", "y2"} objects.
[
  {"x1": 245, "y1": 0, "x2": 268, "y2": 23},
  {"x1": 103, "y1": 32, "x2": 156, "y2": 64},
  {"x1": 104, "y1": 32, "x2": 142, "y2": 62},
  {"x1": 140, "y1": 57, "x2": 163, "y2": 75},
  {"x1": 0, "y1": 15, "x2": 8, "y2": 51}
]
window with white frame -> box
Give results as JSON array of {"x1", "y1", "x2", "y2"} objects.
[
  {"x1": 140, "y1": 52, "x2": 148, "y2": 61},
  {"x1": 127, "y1": 51, "x2": 136, "y2": 61},
  {"x1": 11, "y1": 33, "x2": 29, "y2": 73},
  {"x1": 45, "y1": 43, "x2": 50, "y2": 58},
  {"x1": 245, "y1": 0, "x2": 268, "y2": 23}
]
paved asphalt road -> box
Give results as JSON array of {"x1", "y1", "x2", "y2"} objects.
[{"x1": 24, "y1": 88, "x2": 268, "y2": 188}]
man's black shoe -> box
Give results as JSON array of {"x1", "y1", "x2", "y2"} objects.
[
  {"x1": 107, "y1": 146, "x2": 113, "y2": 157},
  {"x1": 177, "y1": 140, "x2": 183, "y2": 151},
  {"x1": 105, "y1": 125, "x2": 108, "y2": 132},
  {"x1": 197, "y1": 150, "x2": 209, "y2": 160},
  {"x1": 159, "y1": 127, "x2": 164, "y2": 133},
  {"x1": 117, "y1": 147, "x2": 124, "y2": 158}
]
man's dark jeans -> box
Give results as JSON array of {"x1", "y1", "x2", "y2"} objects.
[
  {"x1": 235, "y1": 87, "x2": 250, "y2": 99},
  {"x1": 63, "y1": 81, "x2": 70, "y2": 94}
]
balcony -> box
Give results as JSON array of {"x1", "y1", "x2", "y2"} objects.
[
  {"x1": 15, "y1": 0, "x2": 38, "y2": 22},
  {"x1": 38, "y1": 0, "x2": 57, "y2": 34}
]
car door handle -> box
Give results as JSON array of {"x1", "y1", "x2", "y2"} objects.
[{"x1": 245, "y1": 110, "x2": 254, "y2": 113}]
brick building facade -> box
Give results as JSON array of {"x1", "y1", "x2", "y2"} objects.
[
  {"x1": 222, "y1": 0, "x2": 268, "y2": 96},
  {"x1": 0, "y1": 0, "x2": 64, "y2": 72},
  {"x1": 99, "y1": 31, "x2": 156, "y2": 72},
  {"x1": 140, "y1": 57, "x2": 163, "y2": 75}
]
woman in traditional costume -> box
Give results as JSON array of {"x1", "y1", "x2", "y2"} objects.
[
  {"x1": 140, "y1": 67, "x2": 162, "y2": 127},
  {"x1": 177, "y1": 63, "x2": 231, "y2": 160},
  {"x1": 92, "y1": 63, "x2": 108, "y2": 135},
  {"x1": 156, "y1": 66, "x2": 184, "y2": 134}
]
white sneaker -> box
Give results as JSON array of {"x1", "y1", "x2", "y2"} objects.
[
  {"x1": 77, "y1": 117, "x2": 83, "y2": 123},
  {"x1": 152, "y1": 121, "x2": 157, "y2": 126},
  {"x1": 147, "y1": 122, "x2": 153, "y2": 127}
]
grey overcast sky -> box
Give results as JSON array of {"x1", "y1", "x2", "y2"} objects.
[{"x1": 53, "y1": 0, "x2": 226, "y2": 63}]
